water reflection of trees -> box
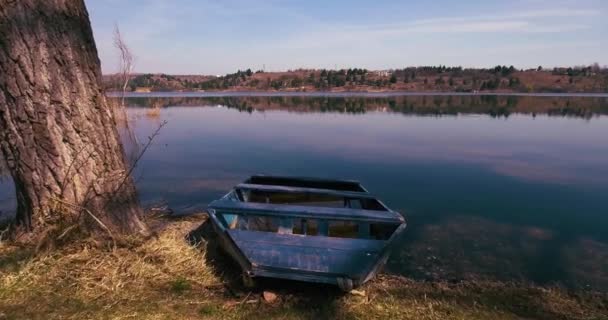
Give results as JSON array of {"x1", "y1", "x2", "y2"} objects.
[{"x1": 119, "y1": 95, "x2": 608, "y2": 118}]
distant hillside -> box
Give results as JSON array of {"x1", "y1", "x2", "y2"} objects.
[{"x1": 103, "y1": 65, "x2": 608, "y2": 93}]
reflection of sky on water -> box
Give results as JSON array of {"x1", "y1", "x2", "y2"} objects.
[
  {"x1": 130, "y1": 107, "x2": 608, "y2": 188},
  {"x1": 0, "y1": 177, "x2": 14, "y2": 222},
  {"x1": 125, "y1": 106, "x2": 608, "y2": 231}
]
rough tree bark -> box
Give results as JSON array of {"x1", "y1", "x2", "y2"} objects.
[{"x1": 0, "y1": 0, "x2": 147, "y2": 235}]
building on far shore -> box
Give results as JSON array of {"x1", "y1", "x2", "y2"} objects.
[{"x1": 373, "y1": 70, "x2": 391, "y2": 77}]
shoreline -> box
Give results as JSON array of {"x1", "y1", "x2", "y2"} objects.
[
  {"x1": 1, "y1": 215, "x2": 606, "y2": 319},
  {"x1": 107, "y1": 90, "x2": 608, "y2": 98}
]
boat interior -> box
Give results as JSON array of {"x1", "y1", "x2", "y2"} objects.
[{"x1": 211, "y1": 175, "x2": 403, "y2": 241}]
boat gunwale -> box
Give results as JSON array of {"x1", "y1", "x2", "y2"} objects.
[
  {"x1": 208, "y1": 200, "x2": 404, "y2": 224},
  {"x1": 248, "y1": 174, "x2": 363, "y2": 186},
  {"x1": 246, "y1": 174, "x2": 368, "y2": 192},
  {"x1": 235, "y1": 183, "x2": 378, "y2": 200}
]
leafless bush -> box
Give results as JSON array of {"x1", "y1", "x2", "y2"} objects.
[
  {"x1": 113, "y1": 24, "x2": 134, "y2": 108},
  {"x1": 111, "y1": 25, "x2": 140, "y2": 163}
]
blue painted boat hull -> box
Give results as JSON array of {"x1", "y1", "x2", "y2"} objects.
[{"x1": 207, "y1": 175, "x2": 407, "y2": 290}]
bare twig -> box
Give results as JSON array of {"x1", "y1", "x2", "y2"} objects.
[
  {"x1": 0, "y1": 225, "x2": 10, "y2": 243},
  {"x1": 237, "y1": 292, "x2": 253, "y2": 306},
  {"x1": 51, "y1": 197, "x2": 116, "y2": 245},
  {"x1": 59, "y1": 145, "x2": 94, "y2": 199},
  {"x1": 113, "y1": 24, "x2": 134, "y2": 108},
  {"x1": 111, "y1": 120, "x2": 168, "y2": 198},
  {"x1": 83, "y1": 208, "x2": 115, "y2": 240},
  {"x1": 53, "y1": 198, "x2": 116, "y2": 247},
  {"x1": 111, "y1": 26, "x2": 141, "y2": 163},
  {"x1": 56, "y1": 224, "x2": 79, "y2": 240}
]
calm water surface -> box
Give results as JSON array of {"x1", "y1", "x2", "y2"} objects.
[{"x1": 2, "y1": 95, "x2": 608, "y2": 290}]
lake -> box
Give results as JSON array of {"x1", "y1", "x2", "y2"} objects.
[{"x1": 1, "y1": 94, "x2": 608, "y2": 290}]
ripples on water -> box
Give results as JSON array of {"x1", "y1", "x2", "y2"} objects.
[{"x1": 1, "y1": 94, "x2": 608, "y2": 290}]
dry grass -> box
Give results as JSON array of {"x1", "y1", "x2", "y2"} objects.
[
  {"x1": 0, "y1": 216, "x2": 219, "y2": 319},
  {"x1": 0, "y1": 215, "x2": 606, "y2": 320}
]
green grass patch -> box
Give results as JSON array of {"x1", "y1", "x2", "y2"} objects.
[{"x1": 170, "y1": 277, "x2": 192, "y2": 294}]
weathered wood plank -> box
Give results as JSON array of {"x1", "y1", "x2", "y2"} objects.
[
  {"x1": 227, "y1": 230, "x2": 386, "y2": 251},
  {"x1": 209, "y1": 200, "x2": 404, "y2": 223},
  {"x1": 234, "y1": 237, "x2": 378, "y2": 274},
  {"x1": 247, "y1": 175, "x2": 366, "y2": 192},
  {"x1": 236, "y1": 183, "x2": 376, "y2": 199}
]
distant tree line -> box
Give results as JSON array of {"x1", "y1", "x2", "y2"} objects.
[
  {"x1": 199, "y1": 69, "x2": 254, "y2": 90},
  {"x1": 102, "y1": 64, "x2": 608, "y2": 93},
  {"x1": 312, "y1": 69, "x2": 369, "y2": 89}
]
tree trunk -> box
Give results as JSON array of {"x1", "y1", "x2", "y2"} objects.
[{"x1": 0, "y1": 0, "x2": 147, "y2": 235}]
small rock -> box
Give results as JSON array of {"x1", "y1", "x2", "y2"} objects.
[
  {"x1": 222, "y1": 300, "x2": 239, "y2": 309},
  {"x1": 350, "y1": 289, "x2": 366, "y2": 297},
  {"x1": 263, "y1": 291, "x2": 278, "y2": 303}
]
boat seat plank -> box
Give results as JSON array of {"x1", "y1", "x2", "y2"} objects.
[{"x1": 209, "y1": 200, "x2": 403, "y2": 223}]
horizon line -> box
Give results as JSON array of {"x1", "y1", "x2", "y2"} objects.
[{"x1": 101, "y1": 64, "x2": 606, "y2": 76}]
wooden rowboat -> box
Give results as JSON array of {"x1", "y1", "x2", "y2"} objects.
[{"x1": 207, "y1": 175, "x2": 406, "y2": 291}]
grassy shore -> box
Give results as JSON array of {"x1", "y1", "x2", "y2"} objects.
[{"x1": 1, "y1": 215, "x2": 606, "y2": 320}]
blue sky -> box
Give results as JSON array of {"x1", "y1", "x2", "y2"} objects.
[{"x1": 85, "y1": 0, "x2": 607, "y2": 75}]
